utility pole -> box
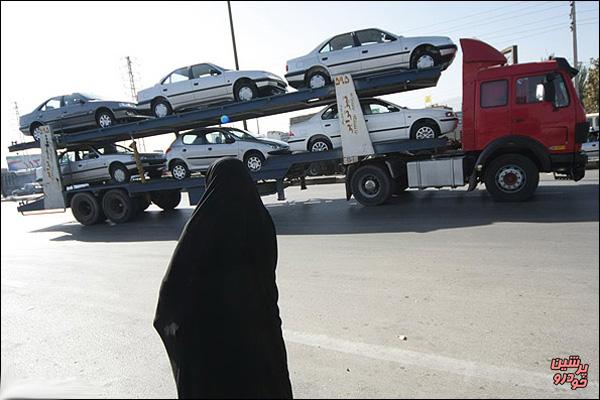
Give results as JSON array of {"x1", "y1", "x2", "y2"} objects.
[
  {"x1": 570, "y1": 1, "x2": 578, "y2": 68},
  {"x1": 125, "y1": 56, "x2": 145, "y2": 151},
  {"x1": 227, "y1": 1, "x2": 248, "y2": 130},
  {"x1": 126, "y1": 56, "x2": 137, "y2": 102}
]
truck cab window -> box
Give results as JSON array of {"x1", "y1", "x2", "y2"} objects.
[
  {"x1": 516, "y1": 76, "x2": 546, "y2": 104},
  {"x1": 552, "y1": 74, "x2": 569, "y2": 108},
  {"x1": 480, "y1": 80, "x2": 508, "y2": 108}
]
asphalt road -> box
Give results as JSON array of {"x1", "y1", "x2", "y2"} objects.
[{"x1": 1, "y1": 171, "x2": 598, "y2": 399}]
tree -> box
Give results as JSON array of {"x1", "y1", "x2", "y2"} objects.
[
  {"x1": 583, "y1": 58, "x2": 599, "y2": 114},
  {"x1": 574, "y1": 63, "x2": 588, "y2": 99}
]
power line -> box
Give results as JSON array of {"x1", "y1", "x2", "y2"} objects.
[
  {"x1": 480, "y1": 16, "x2": 597, "y2": 41},
  {"x1": 432, "y1": 2, "x2": 567, "y2": 35},
  {"x1": 401, "y1": 1, "x2": 529, "y2": 33}
]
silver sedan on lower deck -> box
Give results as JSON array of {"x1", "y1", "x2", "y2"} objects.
[{"x1": 166, "y1": 127, "x2": 289, "y2": 179}]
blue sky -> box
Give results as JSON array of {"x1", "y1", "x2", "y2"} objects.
[{"x1": 1, "y1": 1, "x2": 598, "y2": 165}]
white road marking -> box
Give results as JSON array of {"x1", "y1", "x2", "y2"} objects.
[{"x1": 284, "y1": 330, "x2": 598, "y2": 393}]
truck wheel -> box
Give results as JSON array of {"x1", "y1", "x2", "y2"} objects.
[
  {"x1": 70, "y1": 192, "x2": 105, "y2": 225},
  {"x1": 151, "y1": 190, "x2": 181, "y2": 210},
  {"x1": 102, "y1": 189, "x2": 136, "y2": 223},
  {"x1": 110, "y1": 162, "x2": 131, "y2": 184},
  {"x1": 351, "y1": 164, "x2": 392, "y2": 206},
  {"x1": 484, "y1": 154, "x2": 539, "y2": 202}
]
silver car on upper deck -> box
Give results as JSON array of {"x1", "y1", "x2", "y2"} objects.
[
  {"x1": 19, "y1": 93, "x2": 147, "y2": 141},
  {"x1": 285, "y1": 28, "x2": 457, "y2": 89},
  {"x1": 137, "y1": 63, "x2": 287, "y2": 118}
]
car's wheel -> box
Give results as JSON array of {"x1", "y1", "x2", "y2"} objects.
[
  {"x1": 308, "y1": 137, "x2": 332, "y2": 152},
  {"x1": 102, "y1": 189, "x2": 136, "y2": 224},
  {"x1": 70, "y1": 192, "x2": 105, "y2": 225},
  {"x1": 170, "y1": 161, "x2": 189, "y2": 180},
  {"x1": 152, "y1": 98, "x2": 172, "y2": 118},
  {"x1": 29, "y1": 122, "x2": 44, "y2": 142},
  {"x1": 96, "y1": 109, "x2": 115, "y2": 129},
  {"x1": 351, "y1": 164, "x2": 393, "y2": 206},
  {"x1": 410, "y1": 120, "x2": 440, "y2": 140},
  {"x1": 410, "y1": 48, "x2": 440, "y2": 69},
  {"x1": 306, "y1": 69, "x2": 330, "y2": 89},
  {"x1": 484, "y1": 154, "x2": 539, "y2": 202},
  {"x1": 244, "y1": 151, "x2": 265, "y2": 172},
  {"x1": 234, "y1": 81, "x2": 258, "y2": 102},
  {"x1": 151, "y1": 190, "x2": 181, "y2": 211},
  {"x1": 109, "y1": 162, "x2": 131, "y2": 184}
]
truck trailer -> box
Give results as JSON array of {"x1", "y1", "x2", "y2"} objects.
[{"x1": 9, "y1": 38, "x2": 588, "y2": 225}]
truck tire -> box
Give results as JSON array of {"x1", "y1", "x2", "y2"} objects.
[
  {"x1": 151, "y1": 190, "x2": 181, "y2": 210},
  {"x1": 102, "y1": 189, "x2": 136, "y2": 223},
  {"x1": 484, "y1": 154, "x2": 539, "y2": 202},
  {"x1": 70, "y1": 192, "x2": 105, "y2": 225},
  {"x1": 351, "y1": 164, "x2": 393, "y2": 206}
]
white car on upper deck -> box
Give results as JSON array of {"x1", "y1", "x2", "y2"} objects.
[
  {"x1": 287, "y1": 98, "x2": 458, "y2": 152},
  {"x1": 137, "y1": 63, "x2": 287, "y2": 118},
  {"x1": 285, "y1": 28, "x2": 457, "y2": 89}
]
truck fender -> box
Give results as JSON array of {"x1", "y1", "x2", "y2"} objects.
[{"x1": 467, "y1": 135, "x2": 551, "y2": 191}]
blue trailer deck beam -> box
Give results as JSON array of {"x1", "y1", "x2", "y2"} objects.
[{"x1": 8, "y1": 67, "x2": 441, "y2": 153}]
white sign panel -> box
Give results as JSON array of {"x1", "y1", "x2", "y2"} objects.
[
  {"x1": 333, "y1": 74, "x2": 374, "y2": 164},
  {"x1": 39, "y1": 126, "x2": 65, "y2": 210}
]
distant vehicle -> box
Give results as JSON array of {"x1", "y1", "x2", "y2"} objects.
[
  {"x1": 166, "y1": 127, "x2": 289, "y2": 179},
  {"x1": 19, "y1": 93, "x2": 148, "y2": 141},
  {"x1": 587, "y1": 112, "x2": 599, "y2": 132},
  {"x1": 11, "y1": 182, "x2": 43, "y2": 197},
  {"x1": 288, "y1": 98, "x2": 458, "y2": 152},
  {"x1": 584, "y1": 113, "x2": 599, "y2": 164},
  {"x1": 137, "y1": 63, "x2": 287, "y2": 118},
  {"x1": 58, "y1": 144, "x2": 166, "y2": 185},
  {"x1": 285, "y1": 28, "x2": 457, "y2": 89}
]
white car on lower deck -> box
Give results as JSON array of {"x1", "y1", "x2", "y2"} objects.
[{"x1": 287, "y1": 98, "x2": 458, "y2": 152}]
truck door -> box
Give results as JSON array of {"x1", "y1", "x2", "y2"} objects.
[
  {"x1": 475, "y1": 79, "x2": 511, "y2": 148},
  {"x1": 512, "y1": 72, "x2": 574, "y2": 151}
]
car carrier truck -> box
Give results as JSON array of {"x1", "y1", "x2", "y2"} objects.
[{"x1": 8, "y1": 38, "x2": 588, "y2": 225}]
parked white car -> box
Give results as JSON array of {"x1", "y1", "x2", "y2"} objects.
[
  {"x1": 58, "y1": 144, "x2": 166, "y2": 185},
  {"x1": 285, "y1": 28, "x2": 457, "y2": 89},
  {"x1": 166, "y1": 127, "x2": 290, "y2": 179},
  {"x1": 137, "y1": 63, "x2": 287, "y2": 117},
  {"x1": 287, "y1": 98, "x2": 458, "y2": 152}
]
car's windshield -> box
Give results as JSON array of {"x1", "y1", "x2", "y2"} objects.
[
  {"x1": 95, "y1": 144, "x2": 132, "y2": 155},
  {"x1": 227, "y1": 128, "x2": 259, "y2": 140}
]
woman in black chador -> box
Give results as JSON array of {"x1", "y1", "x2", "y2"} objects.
[{"x1": 153, "y1": 158, "x2": 293, "y2": 399}]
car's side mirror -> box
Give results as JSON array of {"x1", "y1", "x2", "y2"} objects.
[
  {"x1": 225, "y1": 137, "x2": 235, "y2": 144},
  {"x1": 388, "y1": 107, "x2": 400, "y2": 112}
]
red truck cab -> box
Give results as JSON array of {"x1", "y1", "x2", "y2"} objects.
[{"x1": 460, "y1": 39, "x2": 588, "y2": 200}]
